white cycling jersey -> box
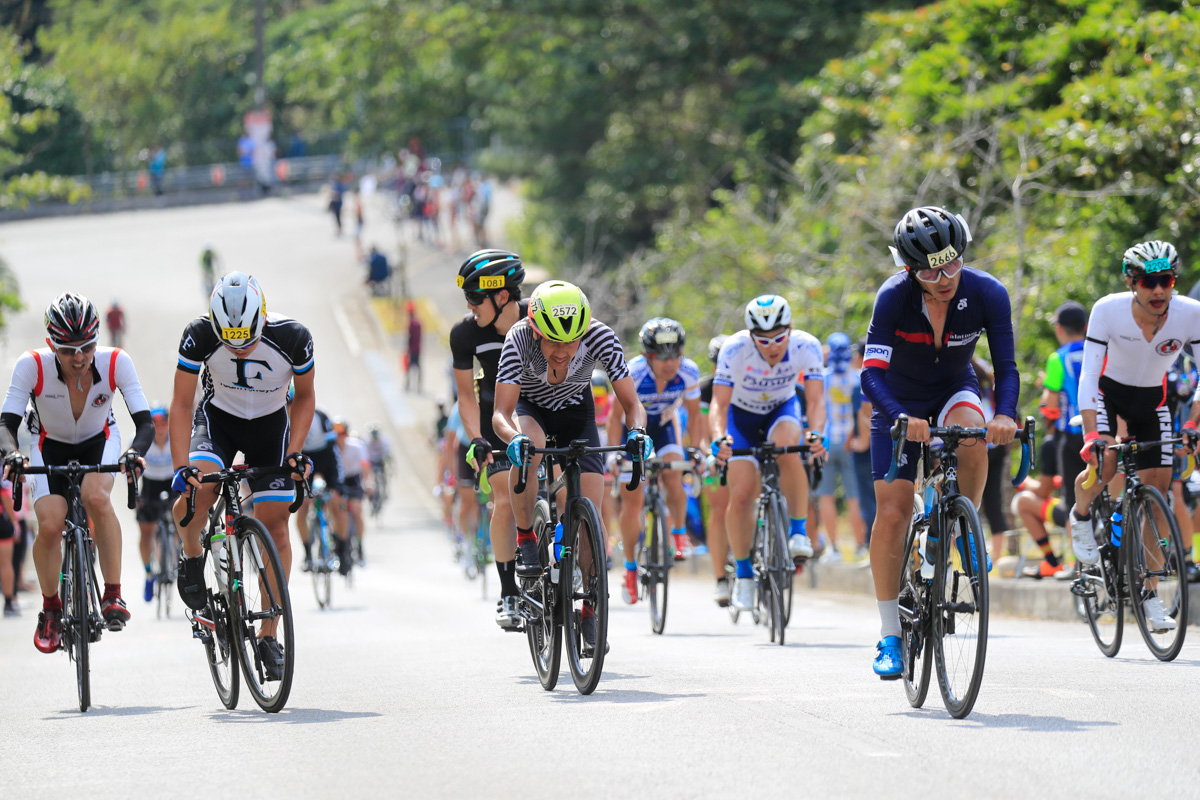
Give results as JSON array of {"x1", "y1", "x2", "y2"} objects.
[
  {"x1": 1079, "y1": 292, "x2": 1200, "y2": 411},
  {"x1": 340, "y1": 436, "x2": 368, "y2": 479},
  {"x1": 1, "y1": 347, "x2": 149, "y2": 445},
  {"x1": 713, "y1": 330, "x2": 823, "y2": 415},
  {"x1": 143, "y1": 439, "x2": 174, "y2": 481}
]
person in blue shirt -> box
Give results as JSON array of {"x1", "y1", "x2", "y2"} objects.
[
  {"x1": 815, "y1": 332, "x2": 866, "y2": 560},
  {"x1": 862, "y1": 206, "x2": 1019, "y2": 680}
]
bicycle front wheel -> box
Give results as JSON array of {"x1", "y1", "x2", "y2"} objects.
[
  {"x1": 202, "y1": 553, "x2": 240, "y2": 710},
  {"x1": 562, "y1": 497, "x2": 608, "y2": 695},
  {"x1": 311, "y1": 515, "x2": 332, "y2": 610},
  {"x1": 61, "y1": 533, "x2": 91, "y2": 712},
  {"x1": 526, "y1": 498, "x2": 561, "y2": 690},
  {"x1": 231, "y1": 518, "x2": 295, "y2": 712},
  {"x1": 156, "y1": 518, "x2": 179, "y2": 619},
  {"x1": 931, "y1": 495, "x2": 989, "y2": 719},
  {"x1": 644, "y1": 497, "x2": 670, "y2": 634},
  {"x1": 765, "y1": 497, "x2": 788, "y2": 646},
  {"x1": 771, "y1": 495, "x2": 795, "y2": 630},
  {"x1": 1126, "y1": 486, "x2": 1188, "y2": 661},
  {"x1": 898, "y1": 494, "x2": 932, "y2": 709}
]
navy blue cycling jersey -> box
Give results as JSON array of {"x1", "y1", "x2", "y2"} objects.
[{"x1": 861, "y1": 267, "x2": 1019, "y2": 422}]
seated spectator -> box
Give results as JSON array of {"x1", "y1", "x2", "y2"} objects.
[{"x1": 365, "y1": 245, "x2": 391, "y2": 294}]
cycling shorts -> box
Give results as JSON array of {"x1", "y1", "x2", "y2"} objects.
[
  {"x1": 516, "y1": 395, "x2": 604, "y2": 475},
  {"x1": 622, "y1": 412, "x2": 683, "y2": 460},
  {"x1": 136, "y1": 477, "x2": 177, "y2": 523},
  {"x1": 342, "y1": 473, "x2": 365, "y2": 500},
  {"x1": 304, "y1": 445, "x2": 344, "y2": 493},
  {"x1": 869, "y1": 376, "x2": 984, "y2": 482},
  {"x1": 726, "y1": 396, "x2": 801, "y2": 464},
  {"x1": 1039, "y1": 495, "x2": 1069, "y2": 528},
  {"x1": 0, "y1": 513, "x2": 12, "y2": 541},
  {"x1": 190, "y1": 402, "x2": 294, "y2": 502},
  {"x1": 31, "y1": 429, "x2": 121, "y2": 503},
  {"x1": 1095, "y1": 375, "x2": 1172, "y2": 471},
  {"x1": 455, "y1": 442, "x2": 475, "y2": 488}
]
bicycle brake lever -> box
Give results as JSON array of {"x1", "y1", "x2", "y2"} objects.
[{"x1": 180, "y1": 484, "x2": 197, "y2": 527}]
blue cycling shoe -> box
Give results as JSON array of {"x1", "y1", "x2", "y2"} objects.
[
  {"x1": 873, "y1": 636, "x2": 903, "y2": 680},
  {"x1": 955, "y1": 534, "x2": 992, "y2": 574},
  {"x1": 143, "y1": 575, "x2": 155, "y2": 603}
]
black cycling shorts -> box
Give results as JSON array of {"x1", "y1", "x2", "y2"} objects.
[
  {"x1": 136, "y1": 478, "x2": 177, "y2": 523},
  {"x1": 304, "y1": 445, "x2": 344, "y2": 492},
  {"x1": 342, "y1": 473, "x2": 365, "y2": 500},
  {"x1": 516, "y1": 394, "x2": 604, "y2": 475},
  {"x1": 1095, "y1": 376, "x2": 1173, "y2": 470},
  {"x1": 190, "y1": 402, "x2": 294, "y2": 501}
]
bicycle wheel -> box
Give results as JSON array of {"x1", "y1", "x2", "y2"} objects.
[
  {"x1": 644, "y1": 497, "x2": 670, "y2": 634},
  {"x1": 230, "y1": 517, "x2": 295, "y2": 712},
  {"x1": 562, "y1": 497, "x2": 608, "y2": 695},
  {"x1": 61, "y1": 532, "x2": 91, "y2": 712},
  {"x1": 1126, "y1": 486, "x2": 1188, "y2": 661},
  {"x1": 311, "y1": 512, "x2": 332, "y2": 610},
  {"x1": 1080, "y1": 495, "x2": 1122, "y2": 657},
  {"x1": 202, "y1": 550, "x2": 240, "y2": 709},
  {"x1": 477, "y1": 508, "x2": 491, "y2": 601},
  {"x1": 770, "y1": 495, "x2": 794, "y2": 630},
  {"x1": 764, "y1": 500, "x2": 787, "y2": 646},
  {"x1": 898, "y1": 494, "x2": 932, "y2": 708},
  {"x1": 931, "y1": 495, "x2": 989, "y2": 719},
  {"x1": 526, "y1": 498, "x2": 560, "y2": 690},
  {"x1": 156, "y1": 518, "x2": 179, "y2": 619}
]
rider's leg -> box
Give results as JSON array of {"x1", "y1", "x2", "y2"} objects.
[
  {"x1": 31, "y1": 496, "x2": 68, "y2": 599},
  {"x1": 81, "y1": 472, "x2": 120, "y2": 584},
  {"x1": 252, "y1": 498, "x2": 292, "y2": 640}
]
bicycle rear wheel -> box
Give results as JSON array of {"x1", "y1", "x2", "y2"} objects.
[
  {"x1": 526, "y1": 499, "x2": 561, "y2": 690},
  {"x1": 202, "y1": 546, "x2": 240, "y2": 710},
  {"x1": 643, "y1": 497, "x2": 670, "y2": 634},
  {"x1": 1080, "y1": 495, "x2": 1123, "y2": 657},
  {"x1": 898, "y1": 495, "x2": 932, "y2": 708},
  {"x1": 562, "y1": 497, "x2": 608, "y2": 695},
  {"x1": 932, "y1": 495, "x2": 989, "y2": 719},
  {"x1": 1126, "y1": 486, "x2": 1188, "y2": 661},
  {"x1": 156, "y1": 517, "x2": 180, "y2": 619},
  {"x1": 231, "y1": 517, "x2": 295, "y2": 712},
  {"x1": 311, "y1": 513, "x2": 332, "y2": 610}
]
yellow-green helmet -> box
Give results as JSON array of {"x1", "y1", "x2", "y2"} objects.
[{"x1": 528, "y1": 280, "x2": 592, "y2": 342}]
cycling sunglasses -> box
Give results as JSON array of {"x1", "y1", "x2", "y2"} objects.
[
  {"x1": 753, "y1": 331, "x2": 789, "y2": 347},
  {"x1": 914, "y1": 258, "x2": 965, "y2": 283},
  {"x1": 464, "y1": 290, "x2": 493, "y2": 306},
  {"x1": 52, "y1": 340, "x2": 97, "y2": 357},
  {"x1": 1137, "y1": 272, "x2": 1176, "y2": 290}
]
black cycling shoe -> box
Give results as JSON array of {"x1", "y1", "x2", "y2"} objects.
[
  {"x1": 177, "y1": 555, "x2": 209, "y2": 611},
  {"x1": 336, "y1": 538, "x2": 352, "y2": 576},
  {"x1": 515, "y1": 540, "x2": 542, "y2": 578},
  {"x1": 579, "y1": 613, "x2": 609, "y2": 657},
  {"x1": 257, "y1": 635, "x2": 285, "y2": 681}
]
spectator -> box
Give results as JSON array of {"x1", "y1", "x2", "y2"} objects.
[
  {"x1": 237, "y1": 133, "x2": 255, "y2": 181},
  {"x1": 149, "y1": 145, "x2": 166, "y2": 196},
  {"x1": 105, "y1": 299, "x2": 125, "y2": 348},
  {"x1": 850, "y1": 342, "x2": 875, "y2": 548},
  {"x1": 200, "y1": 243, "x2": 220, "y2": 298},
  {"x1": 472, "y1": 172, "x2": 493, "y2": 247},
  {"x1": 816, "y1": 333, "x2": 866, "y2": 561},
  {"x1": 405, "y1": 300, "x2": 422, "y2": 393},
  {"x1": 329, "y1": 173, "x2": 346, "y2": 236},
  {"x1": 365, "y1": 245, "x2": 391, "y2": 295}
]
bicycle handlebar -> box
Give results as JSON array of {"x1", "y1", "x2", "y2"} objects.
[
  {"x1": 10, "y1": 461, "x2": 136, "y2": 512},
  {"x1": 884, "y1": 414, "x2": 1036, "y2": 486},
  {"x1": 179, "y1": 464, "x2": 309, "y2": 527},
  {"x1": 717, "y1": 442, "x2": 821, "y2": 487},
  {"x1": 1081, "y1": 435, "x2": 1190, "y2": 490},
  {"x1": 507, "y1": 441, "x2": 641, "y2": 495}
]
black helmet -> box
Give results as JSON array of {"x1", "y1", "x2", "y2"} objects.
[
  {"x1": 1122, "y1": 240, "x2": 1179, "y2": 275},
  {"x1": 707, "y1": 334, "x2": 728, "y2": 364},
  {"x1": 892, "y1": 206, "x2": 972, "y2": 272},
  {"x1": 45, "y1": 292, "x2": 100, "y2": 345},
  {"x1": 457, "y1": 249, "x2": 525, "y2": 294},
  {"x1": 638, "y1": 317, "x2": 686, "y2": 358}
]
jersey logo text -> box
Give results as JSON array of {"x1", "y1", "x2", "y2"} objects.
[{"x1": 232, "y1": 358, "x2": 272, "y2": 388}]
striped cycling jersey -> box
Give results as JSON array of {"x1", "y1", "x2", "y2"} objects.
[{"x1": 497, "y1": 318, "x2": 630, "y2": 410}]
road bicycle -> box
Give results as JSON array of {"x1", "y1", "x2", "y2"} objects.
[
  {"x1": 368, "y1": 460, "x2": 388, "y2": 519},
  {"x1": 511, "y1": 438, "x2": 641, "y2": 695},
  {"x1": 888, "y1": 414, "x2": 1035, "y2": 719},
  {"x1": 306, "y1": 476, "x2": 342, "y2": 609},
  {"x1": 461, "y1": 483, "x2": 491, "y2": 600},
  {"x1": 1070, "y1": 437, "x2": 1189, "y2": 661},
  {"x1": 719, "y1": 441, "x2": 821, "y2": 645},
  {"x1": 181, "y1": 464, "x2": 307, "y2": 713},
  {"x1": 12, "y1": 461, "x2": 137, "y2": 713},
  {"x1": 151, "y1": 490, "x2": 181, "y2": 619}
]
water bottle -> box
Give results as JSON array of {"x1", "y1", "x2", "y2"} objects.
[
  {"x1": 211, "y1": 533, "x2": 228, "y2": 592},
  {"x1": 923, "y1": 484, "x2": 936, "y2": 515},
  {"x1": 918, "y1": 526, "x2": 936, "y2": 580},
  {"x1": 1110, "y1": 510, "x2": 1123, "y2": 548},
  {"x1": 549, "y1": 523, "x2": 563, "y2": 584}
]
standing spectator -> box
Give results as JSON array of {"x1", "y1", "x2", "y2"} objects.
[
  {"x1": 200, "y1": 243, "x2": 220, "y2": 298},
  {"x1": 354, "y1": 192, "x2": 365, "y2": 247},
  {"x1": 105, "y1": 300, "x2": 125, "y2": 348},
  {"x1": 472, "y1": 172, "x2": 493, "y2": 247},
  {"x1": 1, "y1": 478, "x2": 18, "y2": 616},
  {"x1": 254, "y1": 136, "x2": 277, "y2": 195},
  {"x1": 328, "y1": 173, "x2": 346, "y2": 236},
  {"x1": 816, "y1": 332, "x2": 866, "y2": 560},
  {"x1": 237, "y1": 133, "x2": 255, "y2": 182},
  {"x1": 149, "y1": 145, "x2": 166, "y2": 196},
  {"x1": 850, "y1": 342, "x2": 876, "y2": 549},
  {"x1": 405, "y1": 300, "x2": 422, "y2": 393}
]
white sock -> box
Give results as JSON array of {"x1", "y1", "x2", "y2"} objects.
[{"x1": 878, "y1": 599, "x2": 901, "y2": 639}]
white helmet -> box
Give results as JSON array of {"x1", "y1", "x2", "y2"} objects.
[
  {"x1": 210, "y1": 272, "x2": 266, "y2": 349},
  {"x1": 744, "y1": 294, "x2": 792, "y2": 332}
]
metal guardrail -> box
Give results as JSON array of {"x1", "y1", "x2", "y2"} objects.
[{"x1": 78, "y1": 154, "x2": 345, "y2": 202}]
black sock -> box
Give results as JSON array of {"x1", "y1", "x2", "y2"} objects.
[
  {"x1": 1044, "y1": 552, "x2": 1060, "y2": 567},
  {"x1": 497, "y1": 560, "x2": 519, "y2": 597}
]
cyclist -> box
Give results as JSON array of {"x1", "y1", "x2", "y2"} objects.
[
  {"x1": 200, "y1": 243, "x2": 219, "y2": 297},
  {"x1": 443, "y1": 401, "x2": 480, "y2": 564},
  {"x1": 449, "y1": 249, "x2": 527, "y2": 631},
  {"x1": 364, "y1": 422, "x2": 392, "y2": 509},
  {"x1": 863, "y1": 206, "x2": 1019, "y2": 679},
  {"x1": 710, "y1": 295, "x2": 827, "y2": 612},
  {"x1": 699, "y1": 335, "x2": 734, "y2": 605},
  {"x1": 1076, "y1": 241, "x2": 1200, "y2": 632},
  {"x1": 0, "y1": 292, "x2": 154, "y2": 652},
  {"x1": 608, "y1": 318, "x2": 702, "y2": 605},
  {"x1": 493, "y1": 280, "x2": 650, "y2": 652},
  {"x1": 170, "y1": 272, "x2": 315, "y2": 680},
  {"x1": 296, "y1": 403, "x2": 348, "y2": 572},
  {"x1": 334, "y1": 418, "x2": 369, "y2": 570},
  {"x1": 137, "y1": 406, "x2": 178, "y2": 601}
]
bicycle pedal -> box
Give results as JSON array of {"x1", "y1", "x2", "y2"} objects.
[
  {"x1": 1068, "y1": 581, "x2": 1095, "y2": 599},
  {"x1": 105, "y1": 618, "x2": 126, "y2": 633}
]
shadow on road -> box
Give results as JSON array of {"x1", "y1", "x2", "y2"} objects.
[
  {"x1": 207, "y1": 707, "x2": 384, "y2": 724},
  {"x1": 548, "y1": 688, "x2": 705, "y2": 705},
  {"x1": 46, "y1": 705, "x2": 195, "y2": 719},
  {"x1": 895, "y1": 710, "x2": 1120, "y2": 732}
]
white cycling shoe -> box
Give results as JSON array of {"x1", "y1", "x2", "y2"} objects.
[
  {"x1": 1142, "y1": 596, "x2": 1177, "y2": 632},
  {"x1": 732, "y1": 577, "x2": 756, "y2": 611},
  {"x1": 788, "y1": 533, "x2": 814, "y2": 559},
  {"x1": 1070, "y1": 514, "x2": 1100, "y2": 566}
]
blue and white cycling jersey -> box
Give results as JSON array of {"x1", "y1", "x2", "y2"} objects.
[
  {"x1": 713, "y1": 330, "x2": 824, "y2": 415},
  {"x1": 627, "y1": 355, "x2": 701, "y2": 425}
]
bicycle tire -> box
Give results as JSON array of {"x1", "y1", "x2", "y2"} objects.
[
  {"x1": 1082, "y1": 495, "x2": 1122, "y2": 657},
  {"x1": 63, "y1": 531, "x2": 91, "y2": 712},
  {"x1": 526, "y1": 498, "x2": 561, "y2": 690},
  {"x1": 1126, "y1": 486, "x2": 1188, "y2": 661},
  {"x1": 230, "y1": 517, "x2": 295, "y2": 712},
  {"x1": 204, "y1": 588, "x2": 240, "y2": 709},
  {"x1": 765, "y1": 499, "x2": 787, "y2": 645},
  {"x1": 311, "y1": 508, "x2": 332, "y2": 610},
  {"x1": 931, "y1": 494, "x2": 989, "y2": 719},
  {"x1": 562, "y1": 497, "x2": 608, "y2": 695},
  {"x1": 898, "y1": 494, "x2": 932, "y2": 708},
  {"x1": 477, "y1": 509, "x2": 491, "y2": 601},
  {"x1": 156, "y1": 517, "x2": 179, "y2": 620},
  {"x1": 645, "y1": 497, "x2": 670, "y2": 634},
  {"x1": 771, "y1": 495, "x2": 794, "y2": 630}
]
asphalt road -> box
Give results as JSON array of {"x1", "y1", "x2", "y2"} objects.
[{"x1": 0, "y1": 195, "x2": 1197, "y2": 798}]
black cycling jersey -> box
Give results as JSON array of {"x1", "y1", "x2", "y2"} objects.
[{"x1": 449, "y1": 300, "x2": 530, "y2": 408}]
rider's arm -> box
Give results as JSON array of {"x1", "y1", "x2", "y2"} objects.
[
  {"x1": 113, "y1": 350, "x2": 154, "y2": 455},
  {"x1": 709, "y1": 383, "x2": 732, "y2": 442},
  {"x1": 980, "y1": 276, "x2": 1020, "y2": 420},
  {"x1": 684, "y1": 395, "x2": 703, "y2": 449},
  {"x1": 0, "y1": 352, "x2": 37, "y2": 454},
  {"x1": 859, "y1": 280, "x2": 907, "y2": 423},
  {"x1": 492, "y1": 382, "x2": 521, "y2": 444},
  {"x1": 803, "y1": 376, "x2": 826, "y2": 437},
  {"x1": 612, "y1": 377, "x2": 646, "y2": 431},
  {"x1": 605, "y1": 392, "x2": 625, "y2": 445},
  {"x1": 169, "y1": 368, "x2": 198, "y2": 468},
  {"x1": 453, "y1": 368, "x2": 483, "y2": 441},
  {"x1": 288, "y1": 370, "x2": 316, "y2": 455},
  {"x1": 1076, "y1": 303, "x2": 1109, "y2": 435}
]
